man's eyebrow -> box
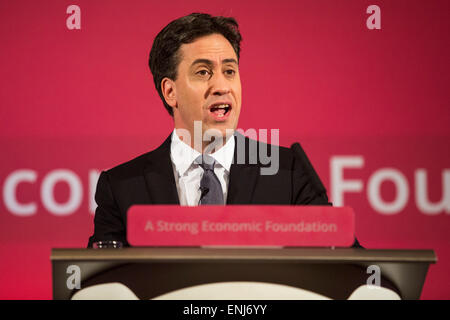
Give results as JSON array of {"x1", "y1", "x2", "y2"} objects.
[
  {"x1": 222, "y1": 58, "x2": 238, "y2": 65},
  {"x1": 191, "y1": 59, "x2": 214, "y2": 67},
  {"x1": 191, "y1": 58, "x2": 238, "y2": 67}
]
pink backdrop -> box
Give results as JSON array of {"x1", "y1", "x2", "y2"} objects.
[{"x1": 0, "y1": 0, "x2": 449, "y2": 299}]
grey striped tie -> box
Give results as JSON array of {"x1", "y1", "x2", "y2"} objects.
[{"x1": 195, "y1": 154, "x2": 224, "y2": 205}]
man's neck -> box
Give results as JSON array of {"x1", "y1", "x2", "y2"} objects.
[{"x1": 174, "y1": 128, "x2": 233, "y2": 154}]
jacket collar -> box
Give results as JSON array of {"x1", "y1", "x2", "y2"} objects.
[
  {"x1": 143, "y1": 134, "x2": 180, "y2": 204},
  {"x1": 226, "y1": 131, "x2": 260, "y2": 204}
]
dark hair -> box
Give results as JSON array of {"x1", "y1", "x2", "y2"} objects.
[{"x1": 149, "y1": 13, "x2": 242, "y2": 116}]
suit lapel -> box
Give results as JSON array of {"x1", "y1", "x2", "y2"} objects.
[
  {"x1": 143, "y1": 134, "x2": 180, "y2": 204},
  {"x1": 226, "y1": 133, "x2": 260, "y2": 204}
]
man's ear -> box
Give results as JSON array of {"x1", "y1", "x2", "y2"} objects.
[{"x1": 161, "y1": 77, "x2": 177, "y2": 110}]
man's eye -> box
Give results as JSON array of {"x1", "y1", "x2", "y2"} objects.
[
  {"x1": 197, "y1": 70, "x2": 210, "y2": 76},
  {"x1": 225, "y1": 69, "x2": 235, "y2": 76}
]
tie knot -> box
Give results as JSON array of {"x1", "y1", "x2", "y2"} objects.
[{"x1": 195, "y1": 154, "x2": 215, "y2": 171}]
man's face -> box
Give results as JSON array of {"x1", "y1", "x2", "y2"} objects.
[{"x1": 165, "y1": 33, "x2": 242, "y2": 143}]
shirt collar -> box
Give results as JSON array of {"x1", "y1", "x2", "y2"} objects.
[
  {"x1": 170, "y1": 129, "x2": 235, "y2": 177},
  {"x1": 209, "y1": 132, "x2": 235, "y2": 172},
  {"x1": 170, "y1": 129, "x2": 201, "y2": 177}
]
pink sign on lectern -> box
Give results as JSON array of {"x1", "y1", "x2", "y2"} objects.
[{"x1": 127, "y1": 205, "x2": 355, "y2": 247}]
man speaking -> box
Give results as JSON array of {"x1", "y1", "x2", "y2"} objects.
[{"x1": 88, "y1": 13, "x2": 342, "y2": 247}]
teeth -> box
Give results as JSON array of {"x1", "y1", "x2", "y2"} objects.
[
  {"x1": 210, "y1": 104, "x2": 230, "y2": 118},
  {"x1": 213, "y1": 104, "x2": 229, "y2": 109}
]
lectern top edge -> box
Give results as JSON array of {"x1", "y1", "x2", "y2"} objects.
[{"x1": 50, "y1": 247, "x2": 437, "y2": 264}]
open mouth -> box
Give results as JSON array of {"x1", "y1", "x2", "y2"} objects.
[{"x1": 209, "y1": 104, "x2": 232, "y2": 118}]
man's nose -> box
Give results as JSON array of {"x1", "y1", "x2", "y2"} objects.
[{"x1": 210, "y1": 73, "x2": 231, "y2": 96}]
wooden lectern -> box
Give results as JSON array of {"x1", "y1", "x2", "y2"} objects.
[{"x1": 51, "y1": 247, "x2": 436, "y2": 300}]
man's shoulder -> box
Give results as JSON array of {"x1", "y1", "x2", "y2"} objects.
[
  {"x1": 103, "y1": 135, "x2": 171, "y2": 179},
  {"x1": 105, "y1": 151, "x2": 151, "y2": 177},
  {"x1": 239, "y1": 134, "x2": 296, "y2": 170}
]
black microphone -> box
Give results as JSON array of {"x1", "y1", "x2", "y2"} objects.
[{"x1": 290, "y1": 142, "x2": 327, "y2": 196}]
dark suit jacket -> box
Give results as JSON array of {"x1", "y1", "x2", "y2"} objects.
[{"x1": 88, "y1": 133, "x2": 362, "y2": 248}]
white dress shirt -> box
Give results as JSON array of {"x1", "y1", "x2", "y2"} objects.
[{"x1": 170, "y1": 129, "x2": 235, "y2": 206}]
